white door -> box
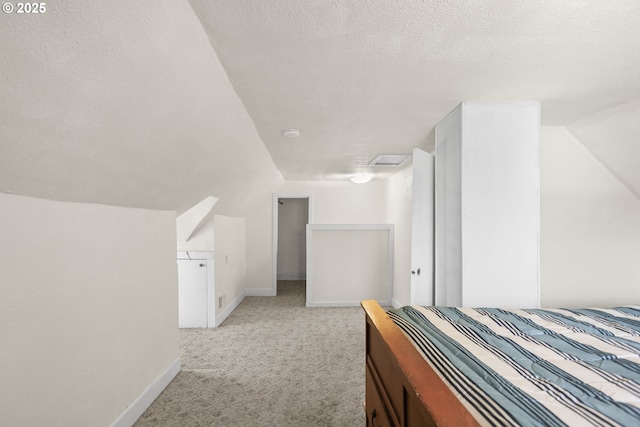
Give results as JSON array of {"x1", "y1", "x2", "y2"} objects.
[
  {"x1": 178, "y1": 259, "x2": 208, "y2": 328},
  {"x1": 410, "y1": 148, "x2": 435, "y2": 305}
]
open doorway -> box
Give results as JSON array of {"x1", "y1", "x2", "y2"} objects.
[{"x1": 272, "y1": 195, "x2": 312, "y2": 296}]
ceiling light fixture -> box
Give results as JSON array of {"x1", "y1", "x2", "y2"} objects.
[
  {"x1": 350, "y1": 174, "x2": 373, "y2": 184},
  {"x1": 282, "y1": 129, "x2": 300, "y2": 138}
]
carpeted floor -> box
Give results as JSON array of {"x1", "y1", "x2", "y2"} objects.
[{"x1": 134, "y1": 281, "x2": 366, "y2": 426}]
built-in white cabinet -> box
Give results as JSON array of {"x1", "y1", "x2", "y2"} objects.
[
  {"x1": 435, "y1": 102, "x2": 540, "y2": 308},
  {"x1": 177, "y1": 251, "x2": 215, "y2": 328}
]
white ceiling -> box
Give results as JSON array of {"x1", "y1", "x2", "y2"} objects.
[
  {"x1": 0, "y1": 1, "x2": 284, "y2": 215},
  {"x1": 1, "y1": 0, "x2": 639, "y2": 213},
  {"x1": 189, "y1": 0, "x2": 640, "y2": 184}
]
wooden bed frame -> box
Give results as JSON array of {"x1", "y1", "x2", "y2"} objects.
[{"x1": 361, "y1": 300, "x2": 480, "y2": 427}]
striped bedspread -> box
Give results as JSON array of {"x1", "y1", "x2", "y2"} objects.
[{"x1": 388, "y1": 305, "x2": 640, "y2": 427}]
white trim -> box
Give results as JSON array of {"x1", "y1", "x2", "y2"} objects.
[
  {"x1": 306, "y1": 224, "x2": 394, "y2": 307},
  {"x1": 110, "y1": 357, "x2": 180, "y2": 427},
  {"x1": 245, "y1": 287, "x2": 276, "y2": 297},
  {"x1": 272, "y1": 194, "x2": 313, "y2": 296},
  {"x1": 307, "y1": 300, "x2": 392, "y2": 308},
  {"x1": 215, "y1": 290, "x2": 245, "y2": 327},
  {"x1": 392, "y1": 298, "x2": 403, "y2": 309},
  {"x1": 277, "y1": 273, "x2": 306, "y2": 281}
]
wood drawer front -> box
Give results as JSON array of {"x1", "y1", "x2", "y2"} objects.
[
  {"x1": 367, "y1": 322, "x2": 405, "y2": 421},
  {"x1": 405, "y1": 387, "x2": 436, "y2": 427},
  {"x1": 366, "y1": 365, "x2": 394, "y2": 427}
]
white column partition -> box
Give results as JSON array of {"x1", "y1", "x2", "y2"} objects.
[{"x1": 435, "y1": 102, "x2": 540, "y2": 308}]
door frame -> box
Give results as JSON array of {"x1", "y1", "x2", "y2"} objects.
[
  {"x1": 410, "y1": 148, "x2": 435, "y2": 306},
  {"x1": 272, "y1": 194, "x2": 313, "y2": 296}
]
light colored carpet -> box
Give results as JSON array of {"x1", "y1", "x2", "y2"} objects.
[{"x1": 134, "y1": 281, "x2": 366, "y2": 426}]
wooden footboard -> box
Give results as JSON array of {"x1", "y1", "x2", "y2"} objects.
[{"x1": 361, "y1": 300, "x2": 480, "y2": 427}]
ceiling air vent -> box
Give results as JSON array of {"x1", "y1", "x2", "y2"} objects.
[{"x1": 369, "y1": 154, "x2": 410, "y2": 167}]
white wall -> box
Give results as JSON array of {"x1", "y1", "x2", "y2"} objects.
[
  {"x1": 177, "y1": 218, "x2": 215, "y2": 252},
  {"x1": 568, "y1": 98, "x2": 640, "y2": 199},
  {"x1": 278, "y1": 180, "x2": 388, "y2": 223},
  {"x1": 385, "y1": 165, "x2": 414, "y2": 306},
  {"x1": 276, "y1": 198, "x2": 308, "y2": 280},
  {"x1": 244, "y1": 191, "x2": 277, "y2": 294},
  {"x1": 0, "y1": 193, "x2": 179, "y2": 427},
  {"x1": 540, "y1": 127, "x2": 640, "y2": 307},
  {"x1": 213, "y1": 215, "x2": 246, "y2": 312}
]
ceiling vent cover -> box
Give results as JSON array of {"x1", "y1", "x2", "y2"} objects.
[{"x1": 369, "y1": 154, "x2": 410, "y2": 166}]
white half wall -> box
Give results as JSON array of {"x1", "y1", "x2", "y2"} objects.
[
  {"x1": 540, "y1": 127, "x2": 640, "y2": 307},
  {"x1": 0, "y1": 193, "x2": 179, "y2": 427},
  {"x1": 306, "y1": 224, "x2": 394, "y2": 306}
]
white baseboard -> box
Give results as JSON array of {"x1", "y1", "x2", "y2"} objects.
[
  {"x1": 215, "y1": 290, "x2": 245, "y2": 327},
  {"x1": 110, "y1": 357, "x2": 180, "y2": 427},
  {"x1": 276, "y1": 274, "x2": 306, "y2": 281},
  {"x1": 245, "y1": 288, "x2": 276, "y2": 296}
]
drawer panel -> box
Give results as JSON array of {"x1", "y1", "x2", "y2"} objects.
[
  {"x1": 367, "y1": 322, "x2": 404, "y2": 422},
  {"x1": 366, "y1": 366, "x2": 394, "y2": 427}
]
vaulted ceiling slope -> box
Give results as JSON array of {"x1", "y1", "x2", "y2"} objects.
[
  {"x1": 568, "y1": 99, "x2": 640, "y2": 199},
  {"x1": 190, "y1": 0, "x2": 640, "y2": 186},
  {"x1": 0, "y1": 0, "x2": 283, "y2": 215}
]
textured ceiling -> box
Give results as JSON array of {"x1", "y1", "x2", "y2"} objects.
[
  {"x1": 0, "y1": 0, "x2": 283, "y2": 214},
  {"x1": 190, "y1": 0, "x2": 640, "y2": 182},
  {"x1": 1, "y1": 0, "x2": 639, "y2": 213}
]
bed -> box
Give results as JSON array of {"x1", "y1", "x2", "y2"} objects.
[{"x1": 361, "y1": 300, "x2": 640, "y2": 426}]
